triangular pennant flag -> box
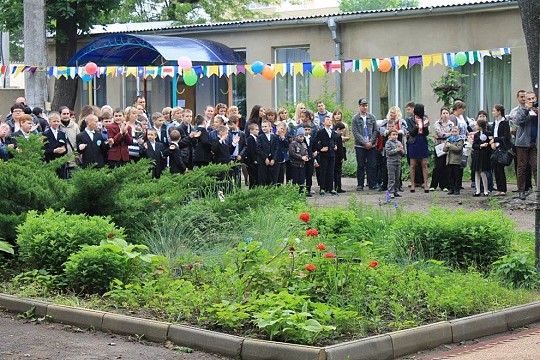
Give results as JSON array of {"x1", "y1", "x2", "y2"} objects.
[
  {"x1": 344, "y1": 60, "x2": 353, "y2": 72},
  {"x1": 409, "y1": 55, "x2": 422, "y2": 68},
  {"x1": 57, "y1": 66, "x2": 68, "y2": 78},
  {"x1": 116, "y1": 66, "x2": 125, "y2": 76},
  {"x1": 274, "y1": 63, "x2": 285, "y2": 76},
  {"x1": 360, "y1": 59, "x2": 371, "y2": 72},
  {"x1": 0, "y1": 65, "x2": 6, "y2": 76},
  {"x1": 353, "y1": 59, "x2": 361, "y2": 72},
  {"x1": 399, "y1": 56, "x2": 409, "y2": 68},
  {"x1": 97, "y1": 67, "x2": 106, "y2": 77},
  {"x1": 194, "y1": 66, "x2": 204, "y2": 77},
  {"x1": 227, "y1": 65, "x2": 237, "y2": 76},
  {"x1": 106, "y1": 67, "x2": 115, "y2": 77},
  {"x1": 490, "y1": 48, "x2": 502, "y2": 59},
  {"x1": 137, "y1": 66, "x2": 145, "y2": 78},
  {"x1": 237, "y1": 64, "x2": 246, "y2": 74},
  {"x1": 125, "y1": 67, "x2": 137, "y2": 77},
  {"x1": 145, "y1": 66, "x2": 156, "y2": 78},
  {"x1": 422, "y1": 54, "x2": 432, "y2": 69},
  {"x1": 293, "y1": 63, "x2": 303, "y2": 76},
  {"x1": 432, "y1": 53, "x2": 443, "y2": 66},
  {"x1": 479, "y1": 50, "x2": 491, "y2": 60},
  {"x1": 207, "y1": 65, "x2": 219, "y2": 77},
  {"x1": 47, "y1": 66, "x2": 56, "y2": 77},
  {"x1": 329, "y1": 60, "x2": 341, "y2": 73},
  {"x1": 302, "y1": 62, "x2": 312, "y2": 74},
  {"x1": 444, "y1": 53, "x2": 454, "y2": 67},
  {"x1": 161, "y1": 66, "x2": 174, "y2": 77},
  {"x1": 391, "y1": 56, "x2": 399, "y2": 69},
  {"x1": 68, "y1": 67, "x2": 77, "y2": 79},
  {"x1": 502, "y1": 47, "x2": 511, "y2": 55},
  {"x1": 371, "y1": 59, "x2": 378, "y2": 71},
  {"x1": 245, "y1": 64, "x2": 253, "y2": 75}
]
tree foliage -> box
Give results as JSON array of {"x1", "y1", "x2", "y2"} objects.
[
  {"x1": 517, "y1": 0, "x2": 539, "y2": 96},
  {"x1": 340, "y1": 0, "x2": 419, "y2": 12}
]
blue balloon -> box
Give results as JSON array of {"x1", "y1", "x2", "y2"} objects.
[
  {"x1": 81, "y1": 74, "x2": 93, "y2": 82},
  {"x1": 251, "y1": 61, "x2": 264, "y2": 74}
]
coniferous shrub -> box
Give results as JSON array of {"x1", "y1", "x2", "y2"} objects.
[{"x1": 16, "y1": 209, "x2": 124, "y2": 274}]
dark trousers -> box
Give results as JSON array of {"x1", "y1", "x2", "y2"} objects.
[
  {"x1": 516, "y1": 144, "x2": 537, "y2": 191},
  {"x1": 258, "y1": 163, "x2": 275, "y2": 186},
  {"x1": 492, "y1": 160, "x2": 507, "y2": 193},
  {"x1": 448, "y1": 164, "x2": 462, "y2": 192},
  {"x1": 334, "y1": 159, "x2": 343, "y2": 191},
  {"x1": 272, "y1": 162, "x2": 286, "y2": 185},
  {"x1": 318, "y1": 156, "x2": 335, "y2": 192},
  {"x1": 290, "y1": 165, "x2": 306, "y2": 187},
  {"x1": 108, "y1": 160, "x2": 128, "y2": 168},
  {"x1": 305, "y1": 161, "x2": 315, "y2": 191},
  {"x1": 430, "y1": 154, "x2": 448, "y2": 190},
  {"x1": 246, "y1": 163, "x2": 258, "y2": 188},
  {"x1": 376, "y1": 151, "x2": 385, "y2": 187},
  {"x1": 355, "y1": 147, "x2": 377, "y2": 188}
]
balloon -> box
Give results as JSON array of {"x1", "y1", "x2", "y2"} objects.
[
  {"x1": 312, "y1": 63, "x2": 326, "y2": 78},
  {"x1": 251, "y1": 61, "x2": 264, "y2": 74},
  {"x1": 455, "y1": 52, "x2": 467, "y2": 66},
  {"x1": 261, "y1": 65, "x2": 275, "y2": 80},
  {"x1": 183, "y1": 69, "x2": 198, "y2": 86},
  {"x1": 85, "y1": 62, "x2": 98, "y2": 75},
  {"x1": 177, "y1": 56, "x2": 192, "y2": 70},
  {"x1": 379, "y1": 58, "x2": 392, "y2": 72},
  {"x1": 81, "y1": 74, "x2": 93, "y2": 82}
]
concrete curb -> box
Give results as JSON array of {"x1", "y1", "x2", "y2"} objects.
[
  {"x1": 2, "y1": 294, "x2": 540, "y2": 360},
  {"x1": 168, "y1": 324, "x2": 243, "y2": 358}
]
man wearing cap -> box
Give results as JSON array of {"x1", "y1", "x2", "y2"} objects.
[{"x1": 351, "y1": 98, "x2": 378, "y2": 191}]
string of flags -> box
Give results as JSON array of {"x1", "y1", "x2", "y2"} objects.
[{"x1": 0, "y1": 47, "x2": 511, "y2": 81}]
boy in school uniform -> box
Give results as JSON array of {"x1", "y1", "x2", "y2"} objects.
[
  {"x1": 76, "y1": 114, "x2": 110, "y2": 169},
  {"x1": 303, "y1": 124, "x2": 318, "y2": 196},
  {"x1": 43, "y1": 112, "x2": 68, "y2": 179},
  {"x1": 256, "y1": 120, "x2": 278, "y2": 186},
  {"x1": 313, "y1": 116, "x2": 339, "y2": 195},
  {"x1": 168, "y1": 129, "x2": 187, "y2": 174},
  {"x1": 212, "y1": 125, "x2": 232, "y2": 165},
  {"x1": 288, "y1": 126, "x2": 309, "y2": 193},
  {"x1": 151, "y1": 112, "x2": 169, "y2": 147},
  {"x1": 227, "y1": 115, "x2": 246, "y2": 187},
  {"x1": 140, "y1": 128, "x2": 167, "y2": 179},
  {"x1": 334, "y1": 121, "x2": 347, "y2": 193},
  {"x1": 274, "y1": 121, "x2": 290, "y2": 185},
  {"x1": 192, "y1": 115, "x2": 212, "y2": 168},
  {"x1": 444, "y1": 126, "x2": 465, "y2": 195},
  {"x1": 244, "y1": 122, "x2": 259, "y2": 188},
  {"x1": 384, "y1": 129, "x2": 405, "y2": 198}
]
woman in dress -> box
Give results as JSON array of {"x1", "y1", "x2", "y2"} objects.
[
  {"x1": 430, "y1": 107, "x2": 453, "y2": 191},
  {"x1": 406, "y1": 104, "x2": 430, "y2": 193},
  {"x1": 489, "y1": 104, "x2": 511, "y2": 196}
]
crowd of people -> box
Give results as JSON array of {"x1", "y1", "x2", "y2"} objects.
[{"x1": 0, "y1": 91, "x2": 538, "y2": 200}]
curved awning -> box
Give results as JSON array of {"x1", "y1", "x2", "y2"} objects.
[{"x1": 67, "y1": 33, "x2": 242, "y2": 66}]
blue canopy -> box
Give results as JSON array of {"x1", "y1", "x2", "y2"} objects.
[{"x1": 67, "y1": 33, "x2": 242, "y2": 66}]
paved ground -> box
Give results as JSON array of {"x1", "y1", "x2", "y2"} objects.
[
  {"x1": 403, "y1": 323, "x2": 540, "y2": 360},
  {"x1": 0, "y1": 311, "x2": 228, "y2": 360}
]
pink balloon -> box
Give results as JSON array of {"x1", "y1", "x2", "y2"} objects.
[
  {"x1": 85, "y1": 62, "x2": 98, "y2": 75},
  {"x1": 178, "y1": 56, "x2": 193, "y2": 70}
]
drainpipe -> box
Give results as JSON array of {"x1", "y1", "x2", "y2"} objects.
[{"x1": 327, "y1": 17, "x2": 341, "y2": 104}]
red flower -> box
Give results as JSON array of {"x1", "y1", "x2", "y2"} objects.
[
  {"x1": 306, "y1": 229, "x2": 319, "y2": 237},
  {"x1": 107, "y1": 232, "x2": 115, "y2": 239},
  {"x1": 316, "y1": 243, "x2": 326, "y2": 251},
  {"x1": 324, "y1": 252, "x2": 336, "y2": 258},
  {"x1": 299, "y1": 212, "x2": 311, "y2": 223},
  {"x1": 369, "y1": 260, "x2": 379, "y2": 268},
  {"x1": 305, "y1": 264, "x2": 316, "y2": 272}
]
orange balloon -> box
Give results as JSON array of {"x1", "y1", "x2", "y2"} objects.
[
  {"x1": 261, "y1": 65, "x2": 275, "y2": 80},
  {"x1": 379, "y1": 58, "x2": 392, "y2": 73}
]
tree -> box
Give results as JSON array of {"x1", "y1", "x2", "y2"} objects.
[
  {"x1": 0, "y1": 0, "x2": 122, "y2": 110},
  {"x1": 517, "y1": 0, "x2": 539, "y2": 97},
  {"x1": 340, "y1": 0, "x2": 419, "y2": 12},
  {"x1": 104, "y1": 0, "x2": 282, "y2": 24}
]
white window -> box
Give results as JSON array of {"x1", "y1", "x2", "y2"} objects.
[
  {"x1": 274, "y1": 47, "x2": 310, "y2": 108},
  {"x1": 371, "y1": 66, "x2": 422, "y2": 119}
]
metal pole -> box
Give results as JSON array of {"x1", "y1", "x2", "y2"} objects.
[{"x1": 533, "y1": 41, "x2": 540, "y2": 266}]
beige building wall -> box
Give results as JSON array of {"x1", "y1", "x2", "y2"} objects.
[{"x1": 50, "y1": 2, "x2": 530, "y2": 119}]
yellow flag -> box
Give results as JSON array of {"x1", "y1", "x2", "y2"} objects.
[
  {"x1": 360, "y1": 59, "x2": 371, "y2": 72},
  {"x1": 399, "y1": 56, "x2": 409, "y2": 68},
  {"x1": 274, "y1": 63, "x2": 285, "y2": 76},
  {"x1": 422, "y1": 54, "x2": 432, "y2": 69},
  {"x1": 125, "y1": 67, "x2": 137, "y2": 77},
  {"x1": 293, "y1": 63, "x2": 303, "y2": 76},
  {"x1": 207, "y1": 65, "x2": 219, "y2": 77},
  {"x1": 432, "y1": 53, "x2": 444, "y2": 66}
]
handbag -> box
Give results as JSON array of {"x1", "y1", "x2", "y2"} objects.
[{"x1": 491, "y1": 148, "x2": 513, "y2": 166}]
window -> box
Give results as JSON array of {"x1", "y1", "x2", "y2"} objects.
[
  {"x1": 275, "y1": 47, "x2": 310, "y2": 109},
  {"x1": 459, "y1": 55, "x2": 511, "y2": 117},
  {"x1": 371, "y1": 66, "x2": 422, "y2": 119},
  {"x1": 214, "y1": 50, "x2": 247, "y2": 117},
  {"x1": 80, "y1": 77, "x2": 108, "y2": 108}
]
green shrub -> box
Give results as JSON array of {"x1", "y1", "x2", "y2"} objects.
[
  {"x1": 64, "y1": 246, "x2": 129, "y2": 294},
  {"x1": 491, "y1": 251, "x2": 540, "y2": 289},
  {"x1": 388, "y1": 207, "x2": 513, "y2": 270},
  {"x1": 64, "y1": 237, "x2": 159, "y2": 295},
  {"x1": 16, "y1": 209, "x2": 124, "y2": 274}
]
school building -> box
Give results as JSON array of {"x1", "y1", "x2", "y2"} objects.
[{"x1": 58, "y1": 0, "x2": 530, "y2": 119}]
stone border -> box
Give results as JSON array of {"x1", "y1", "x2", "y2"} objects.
[{"x1": 1, "y1": 293, "x2": 540, "y2": 360}]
